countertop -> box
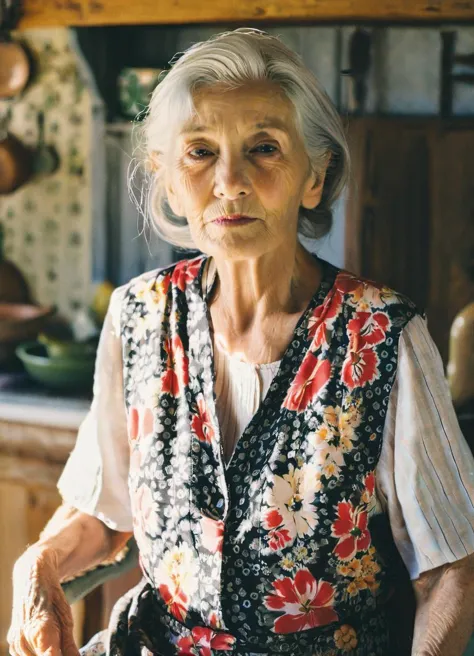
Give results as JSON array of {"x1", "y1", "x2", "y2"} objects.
[{"x1": 0, "y1": 371, "x2": 90, "y2": 430}]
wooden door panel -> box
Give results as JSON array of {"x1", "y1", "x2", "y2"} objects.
[{"x1": 345, "y1": 117, "x2": 474, "y2": 363}]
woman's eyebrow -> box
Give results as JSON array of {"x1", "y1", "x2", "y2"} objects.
[{"x1": 179, "y1": 118, "x2": 291, "y2": 136}]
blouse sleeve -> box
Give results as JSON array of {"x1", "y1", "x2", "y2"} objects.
[
  {"x1": 376, "y1": 314, "x2": 474, "y2": 580},
  {"x1": 56, "y1": 285, "x2": 133, "y2": 532}
]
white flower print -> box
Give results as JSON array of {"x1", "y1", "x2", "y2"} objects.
[{"x1": 264, "y1": 464, "x2": 320, "y2": 544}]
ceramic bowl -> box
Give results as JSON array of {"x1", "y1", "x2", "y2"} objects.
[
  {"x1": 16, "y1": 342, "x2": 95, "y2": 392},
  {"x1": 37, "y1": 334, "x2": 98, "y2": 360}
]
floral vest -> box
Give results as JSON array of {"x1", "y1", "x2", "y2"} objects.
[{"x1": 115, "y1": 254, "x2": 419, "y2": 656}]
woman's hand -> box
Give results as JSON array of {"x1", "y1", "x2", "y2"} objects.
[{"x1": 7, "y1": 545, "x2": 80, "y2": 656}]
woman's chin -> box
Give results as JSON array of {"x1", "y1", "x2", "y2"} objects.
[
  {"x1": 200, "y1": 223, "x2": 273, "y2": 259},
  {"x1": 208, "y1": 237, "x2": 274, "y2": 260}
]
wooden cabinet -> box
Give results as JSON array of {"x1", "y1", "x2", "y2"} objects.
[
  {"x1": 18, "y1": 0, "x2": 474, "y2": 28},
  {"x1": 0, "y1": 418, "x2": 139, "y2": 655},
  {"x1": 345, "y1": 117, "x2": 474, "y2": 364},
  {"x1": 0, "y1": 421, "x2": 69, "y2": 655}
]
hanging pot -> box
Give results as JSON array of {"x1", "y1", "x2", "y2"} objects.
[
  {"x1": 0, "y1": 0, "x2": 33, "y2": 99},
  {"x1": 0, "y1": 109, "x2": 34, "y2": 194}
]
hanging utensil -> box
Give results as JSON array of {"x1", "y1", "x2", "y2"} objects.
[
  {"x1": 0, "y1": 106, "x2": 34, "y2": 194},
  {"x1": 32, "y1": 110, "x2": 60, "y2": 177},
  {"x1": 341, "y1": 28, "x2": 372, "y2": 115},
  {"x1": 0, "y1": 0, "x2": 34, "y2": 99}
]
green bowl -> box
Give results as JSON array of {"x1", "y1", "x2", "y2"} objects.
[
  {"x1": 16, "y1": 342, "x2": 95, "y2": 392},
  {"x1": 38, "y1": 336, "x2": 97, "y2": 360}
]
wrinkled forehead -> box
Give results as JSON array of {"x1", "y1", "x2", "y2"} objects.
[{"x1": 178, "y1": 82, "x2": 297, "y2": 136}]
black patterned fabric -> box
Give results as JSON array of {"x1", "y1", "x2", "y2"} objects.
[{"x1": 101, "y1": 254, "x2": 419, "y2": 656}]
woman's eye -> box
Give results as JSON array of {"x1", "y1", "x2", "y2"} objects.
[
  {"x1": 252, "y1": 144, "x2": 278, "y2": 155},
  {"x1": 188, "y1": 148, "x2": 213, "y2": 159},
  {"x1": 187, "y1": 143, "x2": 278, "y2": 159}
]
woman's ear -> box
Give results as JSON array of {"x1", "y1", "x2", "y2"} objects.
[{"x1": 301, "y1": 154, "x2": 331, "y2": 210}]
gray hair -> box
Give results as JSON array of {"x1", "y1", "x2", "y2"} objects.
[{"x1": 130, "y1": 27, "x2": 350, "y2": 250}]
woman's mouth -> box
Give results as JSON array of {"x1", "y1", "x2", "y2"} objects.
[{"x1": 212, "y1": 214, "x2": 258, "y2": 226}]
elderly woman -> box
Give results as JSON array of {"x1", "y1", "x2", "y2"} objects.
[{"x1": 8, "y1": 28, "x2": 474, "y2": 656}]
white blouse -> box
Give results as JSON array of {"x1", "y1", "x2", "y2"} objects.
[{"x1": 57, "y1": 284, "x2": 474, "y2": 581}]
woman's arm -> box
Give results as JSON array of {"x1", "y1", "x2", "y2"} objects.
[
  {"x1": 412, "y1": 552, "x2": 474, "y2": 656},
  {"x1": 8, "y1": 503, "x2": 132, "y2": 656},
  {"x1": 36, "y1": 502, "x2": 132, "y2": 581}
]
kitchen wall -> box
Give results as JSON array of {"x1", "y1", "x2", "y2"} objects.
[
  {"x1": 1, "y1": 24, "x2": 473, "y2": 313},
  {"x1": 0, "y1": 28, "x2": 105, "y2": 320}
]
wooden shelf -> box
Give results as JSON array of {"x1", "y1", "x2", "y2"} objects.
[{"x1": 19, "y1": 0, "x2": 474, "y2": 29}]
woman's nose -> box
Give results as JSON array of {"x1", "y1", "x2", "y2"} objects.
[{"x1": 214, "y1": 157, "x2": 251, "y2": 200}]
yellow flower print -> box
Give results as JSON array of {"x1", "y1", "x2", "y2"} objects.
[
  {"x1": 339, "y1": 551, "x2": 381, "y2": 596},
  {"x1": 323, "y1": 406, "x2": 340, "y2": 428},
  {"x1": 280, "y1": 556, "x2": 295, "y2": 571},
  {"x1": 312, "y1": 422, "x2": 334, "y2": 445},
  {"x1": 337, "y1": 564, "x2": 351, "y2": 577},
  {"x1": 134, "y1": 275, "x2": 170, "y2": 313},
  {"x1": 295, "y1": 546, "x2": 308, "y2": 561},
  {"x1": 339, "y1": 435, "x2": 354, "y2": 453},
  {"x1": 346, "y1": 581, "x2": 359, "y2": 597},
  {"x1": 337, "y1": 559, "x2": 361, "y2": 578},
  {"x1": 334, "y1": 625, "x2": 358, "y2": 651},
  {"x1": 323, "y1": 460, "x2": 339, "y2": 478}
]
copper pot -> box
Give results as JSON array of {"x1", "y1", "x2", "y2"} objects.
[
  {"x1": 0, "y1": 110, "x2": 33, "y2": 194},
  {"x1": 0, "y1": 0, "x2": 33, "y2": 99},
  {"x1": 0, "y1": 38, "x2": 31, "y2": 99},
  {"x1": 0, "y1": 303, "x2": 56, "y2": 365}
]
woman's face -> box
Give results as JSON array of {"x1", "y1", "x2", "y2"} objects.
[{"x1": 164, "y1": 81, "x2": 326, "y2": 259}]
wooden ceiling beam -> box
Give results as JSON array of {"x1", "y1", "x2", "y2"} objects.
[{"x1": 18, "y1": 0, "x2": 474, "y2": 29}]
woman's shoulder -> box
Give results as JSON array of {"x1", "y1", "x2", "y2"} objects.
[{"x1": 331, "y1": 265, "x2": 423, "y2": 319}]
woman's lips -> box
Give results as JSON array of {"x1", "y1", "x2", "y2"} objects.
[{"x1": 212, "y1": 215, "x2": 257, "y2": 226}]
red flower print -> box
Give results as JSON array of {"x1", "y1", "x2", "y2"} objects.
[
  {"x1": 161, "y1": 335, "x2": 189, "y2": 396},
  {"x1": 159, "y1": 583, "x2": 189, "y2": 623},
  {"x1": 200, "y1": 516, "x2": 224, "y2": 553},
  {"x1": 307, "y1": 288, "x2": 344, "y2": 348},
  {"x1": 208, "y1": 612, "x2": 220, "y2": 630},
  {"x1": 331, "y1": 501, "x2": 371, "y2": 561},
  {"x1": 341, "y1": 346, "x2": 379, "y2": 390},
  {"x1": 283, "y1": 354, "x2": 331, "y2": 412},
  {"x1": 171, "y1": 258, "x2": 203, "y2": 292},
  {"x1": 262, "y1": 509, "x2": 292, "y2": 551},
  {"x1": 335, "y1": 272, "x2": 364, "y2": 298},
  {"x1": 191, "y1": 396, "x2": 215, "y2": 444},
  {"x1": 127, "y1": 405, "x2": 154, "y2": 443},
  {"x1": 177, "y1": 627, "x2": 235, "y2": 656},
  {"x1": 265, "y1": 569, "x2": 338, "y2": 634},
  {"x1": 347, "y1": 311, "x2": 390, "y2": 349},
  {"x1": 364, "y1": 472, "x2": 375, "y2": 497}
]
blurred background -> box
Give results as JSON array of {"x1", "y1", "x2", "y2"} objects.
[{"x1": 0, "y1": 1, "x2": 473, "y2": 653}]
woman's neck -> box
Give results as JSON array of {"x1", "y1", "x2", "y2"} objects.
[{"x1": 207, "y1": 241, "x2": 322, "y2": 363}]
